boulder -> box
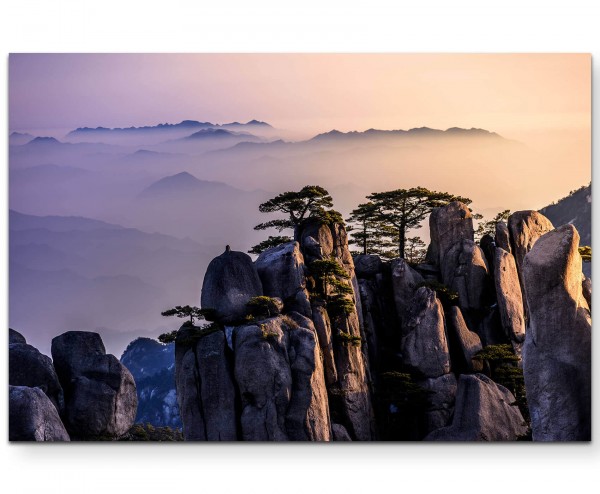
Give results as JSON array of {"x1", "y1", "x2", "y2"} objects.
[
  {"x1": 9, "y1": 328, "x2": 26, "y2": 344},
  {"x1": 424, "y1": 374, "x2": 527, "y2": 441},
  {"x1": 255, "y1": 241, "x2": 311, "y2": 317},
  {"x1": 494, "y1": 248, "x2": 526, "y2": 342},
  {"x1": 234, "y1": 315, "x2": 331, "y2": 441},
  {"x1": 441, "y1": 239, "x2": 489, "y2": 311},
  {"x1": 353, "y1": 254, "x2": 383, "y2": 278},
  {"x1": 447, "y1": 306, "x2": 483, "y2": 372},
  {"x1": 9, "y1": 341, "x2": 64, "y2": 413},
  {"x1": 507, "y1": 210, "x2": 554, "y2": 293},
  {"x1": 331, "y1": 423, "x2": 352, "y2": 441},
  {"x1": 391, "y1": 258, "x2": 424, "y2": 323},
  {"x1": 582, "y1": 276, "x2": 592, "y2": 312},
  {"x1": 420, "y1": 373, "x2": 457, "y2": 434},
  {"x1": 180, "y1": 329, "x2": 238, "y2": 441},
  {"x1": 522, "y1": 224, "x2": 591, "y2": 441},
  {"x1": 495, "y1": 221, "x2": 511, "y2": 253},
  {"x1": 51, "y1": 331, "x2": 137, "y2": 438},
  {"x1": 401, "y1": 287, "x2": 450, "y2": 378},
  {"x1": 427, "y1": 201, "x2": 474, "y2": 265},
  {"x1": 9, "y1": 385, "x2": 70, "y2": 441},
  {"x1": 201, "y1": 248, "x2": 263, "y2": 324}
]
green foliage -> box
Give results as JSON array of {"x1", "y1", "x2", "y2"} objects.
[
  {"x1": 416, "y1": 280, "x2": 459, "y2": 307},
  {"x1": 254, "y1": 185, "x2": 336, "y2": 237},
  {"x1": 260, "y1": 323, "x2": 279, "y2": 340},
  {"x1": 473, "y1": 344, "x2": 519, "y2": 363},
  {"x1": 175, "y1": 323, "x2": 221, "y2": 346},
  {"x1": 367, "y1": 187, "x2": 471, "y2": 258},
  {"x1": 327, "y1": 294, "x2": 355, "y2": 318},
  {"x1": 246, "y1": 296, "x2": 282, "y2": 319},
  {"x1": 338, "y1": 331, "x2": 362, "y2": 347},
  {"x1": 310, "y1": 258, "x2": 350, "y2": 280},
  {"x1": 579, "y1": 245, "x2": 592, "y2": 263},
  {"x1": 248, "y1": 235, "x2": 292, "y2": 255},
  {"x1": 330, "y1": 277, "x2": 354, "y2": 295},
  {"x1": 475, "y1": 209, "x2": 511, "y2": 243},
  {"x1": 157, "y1": 330, "x2": 178, "y2": 344},
  {"x1": 161, "y1": 305, "x2": 215, "y2": 324},
  {"x1": 122, "y1": 423, "x2": 184, "y2": 442},
  {"x1": 404, "y1": 236, "x2": 427, "y2": 264},
  {"x1": 347, "y1": 202, "x2": 397, "y2": 258}
]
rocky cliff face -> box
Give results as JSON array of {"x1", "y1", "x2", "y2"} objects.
[{"x1": 171, "y1": 207, "x2": 590, "y2": 442}]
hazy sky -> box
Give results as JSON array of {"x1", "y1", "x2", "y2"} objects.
[{"x1": 9, "y1": 53, "x2": 590, "y2": 141}]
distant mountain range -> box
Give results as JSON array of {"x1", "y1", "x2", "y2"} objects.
[
  {"x1": 138, "y1": 171, "x2": 240, "y2": 199},
  {"x1": 120, "y1": 338, "x2": 181, "y2": 428},
  {"x1": 68, "y1": 119, "x2": 272, "y2": 135}
]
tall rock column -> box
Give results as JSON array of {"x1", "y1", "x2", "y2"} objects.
[
  {"x1": 522, "y1": 225, "x2": 591, "y2": 441},
  {"x1": 300, "y1": 219, "x2": 375, "y2": 440}
]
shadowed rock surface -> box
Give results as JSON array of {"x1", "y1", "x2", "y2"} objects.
[
  {"x1": 9, "y1": 328, "x2": 26, "y2": 344},
  {"x1": 441, "y1": 239, "x2": 489, "y2": 311},
  {"x1": 255, "y1": 241, "x2": 311, "y2": 317},
  {"x1": 9, "y1": 341, "x2": 65, "y2": 413},
  {"x1": 420, "y1": 373, "x2": 457, "y2": 434},
  {"x1": 401, "y1": 287, "x2": 450, "y2": 378},
  {"x1": 51, "y1": 331, "x2": 137, "y2": 439},
  {"x1": 494, "y1": 248, "x2": 526, "y2": 343},
  {"x1": 9, "y1": 385, "x2": 70, "y2": 441},
  {"x1": 522, "y1": 225, "x2": 591, "y2": 441},
  {"x1": 424, "y1": 374, "x2": 527, "y2": 441},
  {"x1": 391, "y1": 258, "x2": 424, "y2": 324},
  {"x1": 447, "y1": 306, "x2": 483, "y2": 372},
  {"x1": 201, "y1": 248, "x2": 263, "y2": 324},
  {"x1": 495, "y1": 221, "x2": 511, "y2": 253}
]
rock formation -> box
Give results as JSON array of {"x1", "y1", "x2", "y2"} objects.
[
  {"x1": 447, "y1": 306, "x2": 483, "y2": 372},
  {"x1": 494, "y1": 248, "x2": 526, "y2": 343},
  {"x1": 425, "y1": 374, "x2": 527, "y2": 441},
  {"x1": 522, "y1": 225, "x2": 591, "y2": 441},
  {"x1": 201, "y1": 248, "x2": 263, "y2": 323},
  {"x1": 52, "y1": 331, "x2": 138, "y2": 439},
  {"x1": 9, "y1": 386, "x2": 70, "y2": 441},
  {"x1": 427, "y1": 201, "x2": 474, "y2": 266},
  {"x1": 9, "y1": 329, "x2": 64, "y2": 413}
]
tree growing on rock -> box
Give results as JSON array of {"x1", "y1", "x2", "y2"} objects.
[
  {"x1": 248, "y1": 235, "x2": 292, "y2": 255},
  {"x1": 367, "y1": 187, "x2": 471, "y2": 258},
  {"x1": 346, "y1": 202, "x2": 396, "y2": 258},
  {"x1": 252, "y1": 185, "x2": 340, "y2": 244},
  {"x1": 474, "y1": 210, "x2": 511, "y2": 243},
  {"x1": 158, "y1": 306, "x2": 217, "y2": 343}
]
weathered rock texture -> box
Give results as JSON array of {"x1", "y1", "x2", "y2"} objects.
[
  {"x1": 9, "y1": 340, "x2": 65, "y2": 413},
  {"x1": 9, "y1": 385, "x2": 70, "y2": 441},
  {"x1": 420, "y1": 373, "x2": 457, "y2": 434},
  {"x1": 425, "y1": 374, "x2": 527, "y2": 441},
  {"x1": 495, "y1": 221, "x2": 511, "y2": 253},
  {"x1": 508, "y1": 210, "x2": 554, "y2": 302},
  {"x1": 255, "y1": 241, "x2": 311, "y2": 317},
  {"x1": 441, "y1": 239, "x2": 489, "y2": 311},
  {"x1": 427, "y1": 201, "x2": 474, "y2": 265},
  {"x1": 522, "y1": 224, "x2": 591, "y2": 441},
  {"x1": 175, "y1": 327, "x2": 238, "y2": 441},
  {"x1": 494, "y1": 248, "x2": 526, "y2": 343},
  {"x1": 447, "y1": 306, "x2": 483, "y2": 372},
  {"x1": 391, "y1": 258, "x2": 424, "y2": 323},
  {"x1": 201, "y1": 248, "x2": 263, "y2": 323},
  {"x1": 51, "y1": 331, "x2": 137, "y2": 439},
  {"x1": 401, "y1": 287, "x2": 450, "y2": 378},
  {"x1": 9, "y1": 327, "x2": 26, "y2": 344}
]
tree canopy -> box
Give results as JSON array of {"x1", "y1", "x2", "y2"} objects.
[
  {"x1": 367, "y1": 187, "x2": 471, "y2": 258},
  {"x1": 474, "y1": 209, "x2": 511, "y2": 243},
  {"x1": 254, "y1": 185, "x2": 336, "y2": 239},
  {"x1": 346, "y1": 202, "x2": 396, "y2": 258}
]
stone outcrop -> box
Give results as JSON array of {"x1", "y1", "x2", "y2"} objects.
[
  {"x1": 522, "y1": 224, "x2": 591, "y2": 441},
  {"x1": 441, "y1": 239, "x2": 489, "y2": 311},
  {"x1": 391, "y1": 258, "x2": 424, "y2": 323},
  {"x1": 447, "y1": 306, "x2": 483, "y2": 372},
  {"x1": 175, "y1": 327, "x2": 237, "y2": 441},
  {"x1": 427, "y1": 201, "x2": 474, "y2": 265},
  {"x1": 494, "y1": 248, "x2": 526, "y2": 343},
  {"x1": 9, "y1": 327, "x2": 26, "y2": 344},
  {"x1": 425, "y1": 374, "x2": 527, "y2": 441},
  {"x1": 234, "y1": 315, "x2": 331, "y2": 441},
  {"x1": 508, "y1": 210, "x2": 554, "y2": 297},
  {"x1": 9, "y1": 385, "x2": 70, "y2": 442},
  {"x1": 354, "y1": 254, "x2": 383, "y2": 278},
  {"x1": 9, "y1": 339, "x2": 65, "y2": 413},
  {"x1": 401, "y1": 287, "x2": 450, "y2": 378},
  {"x1": 51, "y1": 331, "x2": 137, "y2": 439},
  {"x1": 420, "y1": 373, "x2": 457, "y2": 434},
  {"x1": 495, "y1": 221, "x2": 511, "y2": 253},
  {"x1": 201, "y1": 248, "x2": 263, "y2": 324},
  {"x1": 255, "y1": 241, "x2": 311, "y2": 317}
]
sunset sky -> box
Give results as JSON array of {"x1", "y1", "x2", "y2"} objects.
[{"x1": 9, "y1": 53, "x2": 590, "y2": 140}]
